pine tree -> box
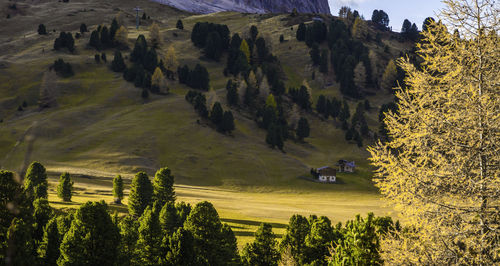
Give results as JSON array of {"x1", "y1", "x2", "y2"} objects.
[
  {"x1": 369, "y1": 1, "x2": 499, "y2": 263},
  {"x1": 111, "y1": 51, "x2": 126, "y2": 72},
  {"x1": 117, "y1": 215, "x2": 139, "y2": 266},
  {"x1": 112, "y1": 175, "x2": 124, "y2": 204},
  {"x1": 163, "y1": 227, "x2": 196, "y2": 265},
  {"x1": 316, "y1": 95, "x2": 327, "y2": 115},
  {"x1": 242, "y1": 223, "x2": 280, "y2": 266},
  {"x1": 265, "y1": 94, "x2": 277, "y2": 109},
  {"x1": 151, "y1": 67, "x2": 167, "y2": 93},
  {"x1": 303, "y1": 216, "x2": 336, "y2": 265},
  {"x1": 38, "y1": 24, "x2": 47, "y2": 35},
  {"x1": 33, "y1": 198, "x2": 53, "y2": 242},
  {"x1": 296, "y1": 117, "x2": 310, "y2": 141},
  {"x1": 89, "y1": 30, "x2": 101, "y2": 50},
  {"x1": 57, "y1": 172, "x2": 73, "y2": 202},
  {"x1": 279, "y1": 214, "x2": 310, "y2": 263},
  {"x1": 352, "y1": 18, "x2": 368, "y2": 40},
  {"x1": 164, "y1": 45, "x2": 178, "y2": 73},
  {"x1": 184, "y1": 201, "x2": 240, "y2": 265},
  {"x1": 310, "y1": 43, "x2": 321, "y2": 66},
  {"x1": 24, "y1": 161, "x2": 48, "y2": 199},
  {"x1": 210, "y1": 102, "x2": 224, "y2": 126},
  {"x1": 204, "y1": 31, "x2": 223, "y2": 60},
  {"x1": 250, "y1": 25, "x2": 259, "y2": 41},
  {"x1": 319, "y1": 49, "x2": 329, "y2": 73},
  {"x1": 159, "y1": 201, "x2": 181, "y2": 235},
  {"x1": 176, "y1": 19, "x2": 184, "y2": 30},
  {"x1": 133, "y1": 204, "x2": 162, "y2": 265},
  {"x1": 128, "y1": 172, "x2": 153, "y2": 217},
  {"x1": 6, "y1": 218, "x2": 36, "y2": 265},
  {"x1": 153, "y1": 167, "x2": 175, "y2": 207},
  {"x1": 110, "y1": 18, "x2": 119, "y2": 41},
  {"x1": 58, "y1": 201, "x2": 121, "y2": 266},
  {"x1": 221, "y1": 111, "x2": 235, "y2": 133},
  {"x1": 79, "y1": 23, "x2": 87, "y2": 34},
  {"x1": 354, "y1": 62, "x2": 367, "y2": 89},
  {"x1": 296, "y1": 23, "x2": 306, "y2": 41},
  {"x1": 38, "y1": 217, "x2": 60, "y2": 266},
  {"x1": 226, "y1": 80, "x2": 238, "y2": 106}
]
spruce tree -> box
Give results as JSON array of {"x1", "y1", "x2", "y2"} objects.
[
  {"x1": 24, "y1": 161, "x2": 48, "y2": 199},
  {"x1": 112, "y1": 175, "x2": 124, "y2": 204},
  {"x1": 296, "y1": 117, "x2": 310, "y2": 141},
  {"x1": 38, "y1": 24, "x2": 47, "y2": 35},
  {"x1": 38, "y1": 217, "x2": 60, "y2": 266},
  {"x1": 159, "y1": 201, "x2": 181, "y2": 236},
  {"x1": 221, "y1": 111, "x2": 235, "y2": 133},
  {"x1": 226, "y1": 80, "x2": 238, "y2": 106},
  {"x1": 111, "y1": 51, "x2": 126, "y2": 72},
  {"x1": 58, "y1": 201, "x2": 121, "y2": 266},
  {"x1": 210, "y1": 102, "x2": 224, "y2": 126},
  {"x1": 33, "y1": 198, "x2": 53, "y2": 242},
  {"x1": 176, "y1": 19, "x2": 184, "y2": 30},
  {"x1": 89, "y1": 30, "x2": 101, "y2": 50},
  {"x1": 184, "y1": 201, "x2": 240, "y2": 265},
  {"x1": 6, "y1": 218, "x2": 36, "y2": 265},
  {"x1": 242, "y1": 223, "x2": 280, "y2": 266},
  {"x1": 57, "y1": 172, "x2": 73, "y2": 202},
  {"x1": 296, "y1": 23, "x2": 306, "y2": 41},
  {"x1": 128, "y1": 172, "x2": 153, "y2": 217},
  {"x1": 153, "y1": 167, "x2": 175, "y2": 207},
  {"x1": 310, "y1": 43, "x2": 321, "y2": 66},
  {"x1": 117, "y1": 215, "x2": 139, "y2": 266},
  {"x1": 80, "y1": 23, "x2": 87, "y2": 34},
  {"x1": 279, "y1": 214, "x2": 310, "y2": 263},
  {"x1": 163, "y1": 227, "x2": 195, "y2": 265},
  {"x1": 133, "y1": 204, "x2": 162, "y2": 265},
  {"x1": 316, "y1": 95, "x2": 327, "y2": 115}
]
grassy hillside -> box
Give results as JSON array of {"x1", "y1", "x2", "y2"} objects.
[{"x1": 0, "y1": 0, "x2": 412, "y2": 246}]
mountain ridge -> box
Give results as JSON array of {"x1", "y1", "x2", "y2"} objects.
[{"x1": 151, "y1": 0, "x2": 331, "y2": 15}]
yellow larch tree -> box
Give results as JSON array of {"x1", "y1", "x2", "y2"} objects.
[
  {"x1": 114, "y1": 26, "x2": 129, "y2": 48},
  {"x1": 369, "y1": 0, "x2": 499, "y2": 264},
  {"x1": 149, "y1": 22, "x2": 161, "y2": 48},
  {"x1": 151, "y1": 67, "x2": 167, "y2": 93},
  {"x1": 164, "y1": 45, "x2": 178, "y2": 72},
  {"x1": 380, "y1": 60, "x2": 397, "y2": 91},
  {"x1": 240, "y1": 39, "x2": 251, "y2": 63}
]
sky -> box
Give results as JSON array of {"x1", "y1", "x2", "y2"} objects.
[{"x1": 328, "y1": 0, "x2": 446, "y2": 32}]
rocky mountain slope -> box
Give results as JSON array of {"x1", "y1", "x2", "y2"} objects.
[{"x1": 151, "y1": 0, "x2": 331, "y2": 14}]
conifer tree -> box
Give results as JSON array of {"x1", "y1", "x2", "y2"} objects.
[
  {"x1": 159, "y1": 201, "x2": 180, "y2": 235},
  {"x1": 117, "y1": 215, "x2": 139, "y2": 266},
  {"x1": 296, "y1": 23, "x2": 306, "y2": 41},
  {"x1": 153, "y1": 167, "x2": 175, "y2": 207},
  {"x1": 38, "y1": 217, "x2": 60, "y2": 266},
  {"x1": 380, "y1": 60, "x2": 397, "y2": 91},
  {"x1": 279, "y1": 214, "x2": 310, "y2": 263},
  {"x1": 128, "y1": 172, "x2": 153, "y2": 217},
  {"x1": 151, "y1": 67, "x2": 167, "y2": 93},
  {"x1": 57, "y1": 172, "x2": 73, "y2": 202},
  {"x1": 89, "y1": 30, "x2": 101, "y2": 50},
  {"x1": 24, "y1": 161, "x2": 48, "y2": 199},
  {"x1": 369, "y1": 1, "x2": 499, "y2": 264},
  {"x1": 111, "y1": 51, "x2": 126, "y2": 72},
  {"x1": 176, "y1": 19, "x2": 184, "y2": 30},
  {"x1": 114, "y1": 26, "x2": 129, "y2": 48},
  {"x1": 184, "y1": 201, "x2": 240, "y2": 265},
  {"x1": 149, "y1": 22, "x2": 161, "y2": 48},
  {"x1": 6, "y1": 218, "x2": 36, "y2": 265},
  {"x1": 133, "y1": 204, "x2": 162, "y2": 265},
  {"x1": 296, "y1": 117, "x2": 310, "y2": 141},
  {"x1": 38, "y1": 24, "x2": 47, "y2": 35},
  {"x1": 33, "y1": 198, "x2": 53, "y2": 242},
  {"x1": 221, "y1": 111, "x2": 235, "y2": 133},
  {"x1": 303, "y1": 216, "x2": 336, "y2": 265},
  {"x1": 112, "y1": 175, "x2": 124, "y2": 204},
  {"x1": 242, "y1": 223, "x2": 280, "y2": 266},
  {"x1": 265, "y1": 94, "x2": 277, "y2": 109},
  {"x1": 163, "y1": 227, "x2": 195, "y2": 265},
  {"x1": 210, "y1": 102, "x2": 224, "y2": 126},
  {"x1": 240, "y1": 39, "x2": 251, "y2": 64},
  {"x1": 58, "y1": 201, "x2": 120, "y2": 265},
  {"x1": 226, "y1": 80, "x2": 239, "y2": 106}
]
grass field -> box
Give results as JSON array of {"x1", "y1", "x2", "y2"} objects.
[{"x1": 0, "y1": 0, "x2": 410, "y2": 247}]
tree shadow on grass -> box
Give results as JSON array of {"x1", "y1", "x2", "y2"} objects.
[
  {"x1": 221, "y1": 218, "x2": 287, "y2": 229},
  {"x1": 233, "y1": 230, "x2": 283, "y2": 238}
]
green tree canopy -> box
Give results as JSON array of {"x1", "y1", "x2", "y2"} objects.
[
  {"x1": 57, "y1": 172, "x2": 73, "y2": 202},
  {"x1": 242, "y1": 223, "x2": 280, "y2": 266},
  {"x1": 113, "y1": 175, "x2": 124, "y2": 204},
  {"x1": 24, "y1": 161, "x2": 48, "y2": 199},
  {"x1": 128, "y1": 172, "x2": 153, "y2": 217},
  {"x1": 58, "y1": 201, "x2": 121, "y2": 266},
  {"x1": 153, "y1": 168, "x2": 175, "y2": 207}
]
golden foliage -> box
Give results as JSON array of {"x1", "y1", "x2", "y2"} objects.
[
  {"x1": 149, "y1": 22, "x2": 161, "y2": 48},
  {"x1": 114, "y1": 26, "x2": 129, "y2": 48},
  {"x1": 265, "y1": 94, "x2": 277, "y2": 109},
  {"x1": 240, "y1": 39, "x2": 251, "y2": 63},
  {"x1": 352, "y1": 18, "x2": 368, "y2": 40},
  {"x1": 380, "y1": 60, "x2": 397, "y2": 91},
  {"x1": 369, "y1": 0, "x2": 500, "y2": 264},
  {"x1": 151, "y1": 67, "x2": 167, "y2": 93},
  {"x1": 164, "y1": 45, "x2": 178, "y2": 72}
]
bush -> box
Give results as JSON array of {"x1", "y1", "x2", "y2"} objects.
[{"x1": 54, "y1": 32, "x2": 75, "y2": 53}]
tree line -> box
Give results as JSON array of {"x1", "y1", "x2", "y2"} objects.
[{"x1": 1, "y1": 161, "x2": 397, "y2": 265}]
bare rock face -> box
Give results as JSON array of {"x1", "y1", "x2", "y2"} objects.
[{"x1": 151, "y1": 0, "x2": 331, "y2": 14}]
